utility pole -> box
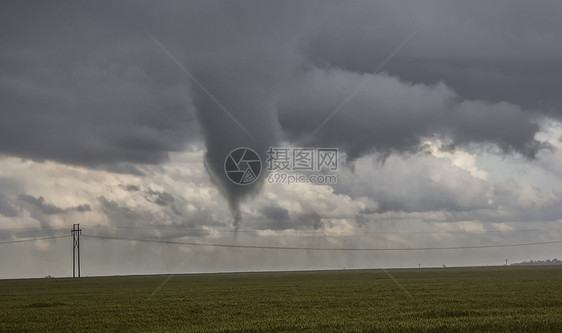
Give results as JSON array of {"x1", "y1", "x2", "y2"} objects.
[{"x1": 71, "y1": 224, "x2": 82, "y2": 278}]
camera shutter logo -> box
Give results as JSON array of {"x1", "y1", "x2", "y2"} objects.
[{"x1": 224, "y1": 147, "x2": 262, "y2": 185}]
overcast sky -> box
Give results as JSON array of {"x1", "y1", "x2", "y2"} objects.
[{"x1": 1, "y1": 1, "x2": 562, "y2": 279}]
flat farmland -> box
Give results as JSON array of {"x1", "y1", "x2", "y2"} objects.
[{"x1": 1, "y1": 266, "x2": 561, "y2": 332}]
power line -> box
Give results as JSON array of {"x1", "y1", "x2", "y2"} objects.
[
  {"x1": 71, "y1": 225, "x2": 562, "y2": 235},
  {"x1": 83, "y1": 234, "x2": 562, "y2": 251},
  {"x1": 0, "y1": 235, "x2": 70, "y2": 245},
  {"x1": 3, "y1": 224, "x2": 561, "y2": 235},
  {"x1": 0, "y1": 226, "x2": 69, "y2": 231}
]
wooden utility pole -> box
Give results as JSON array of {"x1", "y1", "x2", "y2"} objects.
[{"x1": 71, "y1": 224, "x2": 82, "y2": 278}]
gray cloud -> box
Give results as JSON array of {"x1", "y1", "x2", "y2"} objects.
[
  {"x1": 0, "y1": 2, "x2": 200, "y2": 168},
  {"x1": 98, "y1": 196, "x2": 138, "y2": 226},
  {"x1": 2, "y1": 1, "x2": 560, "y2": 169},
  {"x1": 0, "y1": 193, "x2": 18, "y2": 217},
  {"x1": 248, "y1": 208, "x2": 323, "y2": 231},
  {"x1": 145, "y1": 189, "x2": 175, "y2": 207},
  {"x1": 97, "y1": 195, "x2": 220, "y2": 239},
  {"x1": 1, "y1": 0, "x2": 561, "y2": 230},
  {"x1": 0, "y1": 178, "x2": 22, "y2": 217},
  {"x1": 303, "y1": 1, "x2": 562, "y2": 114},
  {"x1": 17, "y1": 194, "x2": 91, "y2": 215},
  {"x1": 18, "y1": 195, "x2": 66, "y2": 215},
  {"x1": 335, "y1": 153, "x2": 493, "y2": 214},
  {"x1": 262, "y1": 205, "x2": 290, "y2": 221},
  {"x1": 75, "y1": 204, "x2": 92, "y2": 213},
  {"x1": 120, "y1": 184, "x2": 141, "y2": 192},
  {"x1": 279, "y1": 70, "x2": 546, "y2": 160},
  {"x1": 144, "y1": 188, "x2": 181, "y2": 216}
]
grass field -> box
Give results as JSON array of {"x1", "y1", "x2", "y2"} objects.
[{"x1": 1, "y1": 266, "x2": 561, "y2": 332}]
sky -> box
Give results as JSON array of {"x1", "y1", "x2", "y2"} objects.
[{"x1": 1, "y1": 1, "x2": 562, "y2": 279}]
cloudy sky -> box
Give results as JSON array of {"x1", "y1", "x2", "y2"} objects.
[{"x1": 1, "y1": 1, "x2": 562, "y2": 279}]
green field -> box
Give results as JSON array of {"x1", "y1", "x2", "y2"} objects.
[{"x1": 1, "y1": 266, "x2": 561, "y2": 332}]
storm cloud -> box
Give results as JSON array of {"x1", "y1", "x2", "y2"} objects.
[
  {"x1": 1, "y1": 1, "x2": 562, "y2": 278},
  {"x1": 2, "y1": 1, "x2": 558, "y2": 168},
  {"x1": 279, "y1": 69, "x2": 546, "y2": 160}
]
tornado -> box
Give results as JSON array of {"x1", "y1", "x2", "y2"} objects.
[{"x1": 191, "y1": 64, "x2": 279, "y2": 227}]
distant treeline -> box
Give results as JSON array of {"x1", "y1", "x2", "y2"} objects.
[{"x1": 511, "y1": 258, "x2": 561, "y2": 266}]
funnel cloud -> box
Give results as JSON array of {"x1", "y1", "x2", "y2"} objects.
[{"x1": 2, "y1": 1, "x2": 562, "y2": 277}]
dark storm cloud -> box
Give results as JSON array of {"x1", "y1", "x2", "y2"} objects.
[
  {"x1": 1, "y1": 1, "x2": 303, "y2": 222},
  {"x1": 0, "y1": 1, "x2": 199, "y2": 168},
  {"x1": 2, "y1": 1, "x2": 560, "y2": 167},
  {"x1": 279, "y1": 70, "x2": 546, "y2": 160},
  {"x1": 161, "y1": 1, "x2": 308, "y2": 224},
  {"x1": 303, "y1": 1, "x2": 562, "y2": 113},
  {"x1": 2, "y1": 0, "x2": 561, "y2": 222}
]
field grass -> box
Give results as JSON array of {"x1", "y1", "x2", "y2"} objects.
[{"x1": 1, "y1": 266, "x2": 561, "y2": 332}]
